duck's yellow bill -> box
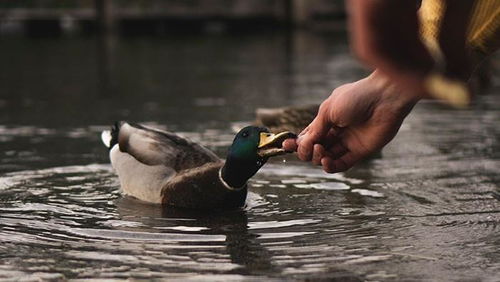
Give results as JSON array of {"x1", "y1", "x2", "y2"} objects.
[
  {"x1": 257, "y1": 131, "x2": 297, "y2": 158},
  {"x1": 258, "y1": 131, "x2": 295, "y2": 148}
]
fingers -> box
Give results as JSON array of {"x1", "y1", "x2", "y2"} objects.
[
  {"x1": 305, "y1": 144, "x2": 360, "y2": 173},
  {"x1": 312, "y1": 144, "x2": 325, "y2": 166},
  {"x1": 328, "y1": 143, "x2": 348, "y2": 159},
  {"x1": 311, "y1": 142, "x2": 347, "y2": 163},
  {"x1": 282, "y1": 138, "x2": 298, "y2": 152},
  {"x1": 321, "y1": 151, "x2": 361, "y2": 173},
  {"x1": 296, "y1": 117, "x2": 330, "y2": 161},
  {"x1": 322, "y1": 127, "x2": 343, "y2": 148},
  {"x1": 284, "y1": 124, "x2": 365, "y2": 173}
]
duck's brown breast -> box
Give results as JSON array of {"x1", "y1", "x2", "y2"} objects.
[{"x1": 161, "y1": 162, "x2": 247, "y2": 209}]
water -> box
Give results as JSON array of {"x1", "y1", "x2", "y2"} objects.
[{"x1": 1, "y1": 32, "x2": 499, "y2": 281}]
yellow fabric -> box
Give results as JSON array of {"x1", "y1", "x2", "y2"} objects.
[{"x1": 419, "y1": 0, "x2": 500, "y2": 56}]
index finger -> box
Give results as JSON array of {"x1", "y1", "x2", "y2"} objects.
[
  {"x1": 282, "y1": 138, "x2": 298, "y2": 152},
  {"x1": 296, "y1": 117, "x2": 330, "y2": 161}
]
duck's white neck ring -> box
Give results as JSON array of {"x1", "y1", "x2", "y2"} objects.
[{"x1": 218, "y1": 168, "x2": 246, "y2": 191}]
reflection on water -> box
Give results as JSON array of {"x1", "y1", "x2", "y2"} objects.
[{"x1": 0, "y1": 32, "x2": 499, "y2": 280}]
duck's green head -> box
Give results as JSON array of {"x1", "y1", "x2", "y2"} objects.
[{"x1": 221, "y1": 126, "x2": 296, "y2": 189}]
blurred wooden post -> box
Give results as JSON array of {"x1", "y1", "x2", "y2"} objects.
[
  {"x1": 95, "y1": 0, "x2": 114, "y2": 33},
  {"x1": 95, "y1": 0, "x2": 115, "y2": 96},
  {"x1": 292, "y1": 0, "x2": 310, "y2": 26},
  {"x1": 279, "y1": 0, "x2": 311, "y2": 27}
]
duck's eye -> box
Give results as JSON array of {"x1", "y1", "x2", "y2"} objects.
[{"x1": 241, "y1": 131, "x2": 249, "y2": 138}]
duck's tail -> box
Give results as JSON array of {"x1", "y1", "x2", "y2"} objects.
[{"x1": 101, "y1": 121, "x2": 122, "y2": 149}]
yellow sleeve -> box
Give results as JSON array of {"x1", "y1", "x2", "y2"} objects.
[{"x1": 420, "y1": 0, "x2": 500, "y2": 56}]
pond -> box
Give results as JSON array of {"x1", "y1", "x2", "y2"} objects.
[{"x1": 0, "y1": 31, "x2": 499, "y2": 281}]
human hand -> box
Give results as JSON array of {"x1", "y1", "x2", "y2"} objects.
[{"x1": 283, "y1": 71, "x2": 419, "y2": 173}]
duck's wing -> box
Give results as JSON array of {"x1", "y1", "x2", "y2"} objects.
[{"x1": 116, "y1": 122, "x2": 221, "y2": 171}]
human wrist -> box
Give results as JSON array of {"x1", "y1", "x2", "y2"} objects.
[{"x1": 368, "y1": 70, "x2": 422, "y2": 110}]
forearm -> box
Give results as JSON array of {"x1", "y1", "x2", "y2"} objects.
[{"x1": 347, "y1": 0, "x2": 435, "y2": 94}]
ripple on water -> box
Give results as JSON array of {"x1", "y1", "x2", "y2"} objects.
[
  {"x1": 0, "y1": 164, "x2": 340, "y2": 279},
  {"x1": 258, "y1": 163, "x2": 364, "y2": 184},
  {"x1": 294, "y1": 182, "x2": 350, "y2": 191},
  {"x1": 351, "y1": 189, "x2": 384, "y2": 198},
  {"x1": 0, "y1": 151, "x2": 498, "y2": 281}
]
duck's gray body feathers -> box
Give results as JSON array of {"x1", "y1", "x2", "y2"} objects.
[{"x1": 118, "y1": 122, "x2": 220, "y2": 169}]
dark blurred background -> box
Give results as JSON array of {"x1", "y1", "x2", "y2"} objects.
[
  {"x1": 0, "y1": 0, "x2": 361, "y2": 129},
  {"x1": 0, "y1": 0, "x2": 366, "y2": 171},
  {"x1": 0, "y1": 0, "x2": 346, "y2": 36}
]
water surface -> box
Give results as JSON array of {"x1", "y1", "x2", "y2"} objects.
[{"x1": 0, "y1": 32, "x2": 499, "y2": 281}]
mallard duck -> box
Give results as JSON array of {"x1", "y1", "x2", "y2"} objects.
[
  {"x1": 254, "y1": 104, "x2": 319, "y2": 134},
  {"x1": 101, "y1": 122, "x2": 295, "y2": 209}
]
